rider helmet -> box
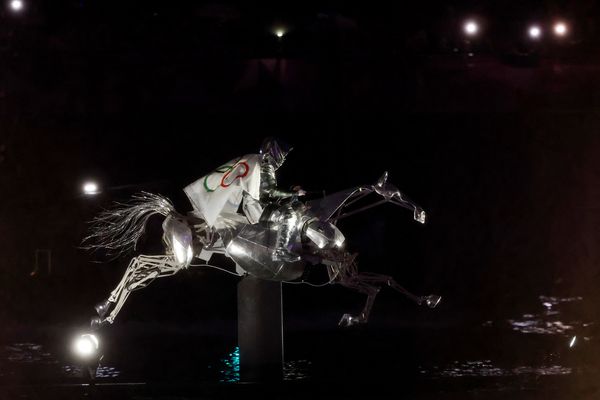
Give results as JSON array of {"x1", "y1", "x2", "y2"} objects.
[{"x1": 260, "y1": 137, "x2": 292, "y2": 170}]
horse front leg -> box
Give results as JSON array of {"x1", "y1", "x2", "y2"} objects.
[
  {"x1": 358, "y1": 271, "x2": 442, "y2": 308},
  {"x1": 338, "y1": 280, "x2": 381, "y2": 327},
  {"x1": 331, "y1": 255, "x2": 441, "y2": 327},
  {"x1": 327, "y1": 256, "x2": 382, "y2": 327}
]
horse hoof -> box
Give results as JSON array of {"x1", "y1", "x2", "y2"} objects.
[
  {"x1": 339, "y1": 313, "x2": 362, "y2": 327},
  {"x1": 424, "y1": 295, "x2": 441, "y2": 308},
  {"x1": 90, "y1": 317, "x2": 104, "y2": 331},
  {"x1": 94, "y1": 299, "x2": 112, "y2": 318}
]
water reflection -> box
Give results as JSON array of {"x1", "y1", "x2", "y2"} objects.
[
  {"x1": 95, "y1": 365, "x2": 121, "y2": 378},
  {"x1": 0, "y1": 296, "x2": 591, "y2": 390},
  {"x1": 505, "y1": 295, "x2": 590, "y2": 336},
  {"x1": 423, "y1": 295, "x2": 590, "y2": 380},
  {"x1": 283, "y1": 360, "x2": 311, "y2": 381},
  {"x1": 3, "y1": 343, "x2": 58, "y2": 364},
  {"x1": 216, "y1": 346, "x2": 311, "y2": 382},
  {"x1": 508, "y1": 318, "x2": 575, "y2": 335},
  {"x1": 62, "y1": 364, "x2": 121, "y2": 379},
  {"x1": 218, "y1": 346, "x2": 240, "y2": 383},
  {"x1": 420, "y1": 360, "x2": 572, "y2": 378},
  {"x1": 0, "y1": 342, "x2": 122, "y2": 381}
]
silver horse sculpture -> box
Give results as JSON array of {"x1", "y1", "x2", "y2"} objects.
[{"x1": 85, "y1": 172, "x2": 441, "y2": 329}]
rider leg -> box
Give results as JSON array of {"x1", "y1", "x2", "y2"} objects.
[{"x1": 272, "y1": 203, "x2": 300, "y2": 262}]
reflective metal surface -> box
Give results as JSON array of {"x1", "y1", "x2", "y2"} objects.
[{"x1": 223, "y1": 221, "x2": 305, "y2": 281}]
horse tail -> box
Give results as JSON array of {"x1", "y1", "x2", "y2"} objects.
[{"x1": 82, "y1": 192, "x2": 178, "y2": 258}]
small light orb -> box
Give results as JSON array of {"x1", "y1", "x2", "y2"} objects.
[
  {"x1": 73, "y1": 334, "x2": 99, "y2": 358},
  {"x1": 83, "y1": 181, "x2": 99, "y2": 195},
  {"x1": 463, "y1": 20, "x2": 479, "y2": 36},
  {"x1": 275, "y1": 29, "x2": 285, "y2": 38},
  {"x1": 9, "y1": 0, "x2": 23, "y2": 11},
  {"x1": 554, "y1": 22, "x2": 567, "y2": 36},
  {"x1": 528, "y1": 25, "x2": 542, "y2": 39}
]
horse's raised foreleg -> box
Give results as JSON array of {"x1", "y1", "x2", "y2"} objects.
[
  {"x1": 91, "y1": 254, "x2": 182, "y2": 329},
  {"x1": 356, "y1": 272, "x2": 441, "y2": 307},
  {"x1": 328, "y1": 256, "x2": 382, "y2": 327},
  {"x1": 338, "y1": 278, "x2": 381, "y2": 327},
  {"x1": 332, "y1": 256, "x2": 440, "y2": 327}
]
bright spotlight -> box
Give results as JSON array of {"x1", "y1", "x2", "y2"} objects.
[
  {"x1": 528, "y1": 25, "x2": 542, "y2": 39},
  {"x1": 73, "y1": 334, "x2": 99, "y2": 358},
  {"x1": 463, "y1": 20, "x2": 479, "y2": 36},
  {"x1": 9, "y1": 0, "x2": 23, "y2": 11},
  {"x1": 82, "y1": 181, "x2": 99, "y2": 195},
  {"x1": 554, "y1": 22, "x2": 567, "y2": 37},
  {"x1": 274, "y1": 29, "x2": 285, "y2": 38}
]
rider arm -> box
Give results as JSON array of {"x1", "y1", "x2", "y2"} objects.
[{"x1": 260, "y1": 163, "x2": 296, "y2": 201}]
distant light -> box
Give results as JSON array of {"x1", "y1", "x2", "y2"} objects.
[
  {"x1": 274, "y1": 29, "x2": 285, "y2": 38},
  {"x1": 569, "y1": 336, "x2": 577, "y2": 348},
  {"x1": 528, "y1": 25, "x2": 542, "y2": 39},
  {"x1": 83, "y1": 181, "x2": 99, "y2": 195},
  {"x1": 554, "y1": 22, "x2": 568, "y2": 36},
  {"x1": 73, "y1": 334, "x2": 99, "y2": 358},
  {"x1": 542, "y1": 301, "x2": 552, "y2": 310},
  {"x1": 9, "y1": 0, "x2": 23, "y2": 11},
  {"x1": 463, "y1": 20, "x2": 479, "y2": 36}
]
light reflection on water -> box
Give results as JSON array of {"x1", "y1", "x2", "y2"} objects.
[
  {"x1": 283, "y1": 360, "x2": 312, "y2": 381},
  {"x1": 217, "y1": 346, "x2": 240, "y2": 383},
  {"x1": 62, "y1": 364, "x2": 121, "y2": 379},
  {"x1": 420, "y1": 360, "x2": 572, "y2": 378},
  {"x1": 508, "y1": 318, "x2": 575, "y2": 335},
  {"x1": 3, "y1": 343, "x2": 58, "y2": 364},
  {"x1": 0, "y1": 296, "x2": 591, "y2": 386},
  {"x1": 216, "y1": 346, "x2": 311, "y2": 382},
  {"x1": 1, "y1": 342, "x2": 121, "y2": 379},
  {"x1": 424, "y1": 295, "x2": 589, "y2": 380},
  {"x1": 503, "y1": 295, "x2": 591, "y2": 336}
]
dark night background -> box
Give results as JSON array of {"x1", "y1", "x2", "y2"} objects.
[{"x1": 2, "y1": 0, "x2": 600, "y2": 398}]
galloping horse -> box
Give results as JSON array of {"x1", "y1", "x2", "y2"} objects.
[{"x1": 84, "y1": 172, "x2": 440, "y2": 329}]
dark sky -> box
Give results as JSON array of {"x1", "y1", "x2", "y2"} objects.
[{"x1": 1, "y1": 1, "x2": 600, "y2": 334}]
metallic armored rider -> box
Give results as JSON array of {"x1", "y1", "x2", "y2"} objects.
[{"x1": 254, "y1": 137, "x2": 306, "y2": 263}]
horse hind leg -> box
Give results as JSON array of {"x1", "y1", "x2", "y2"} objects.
[{"x1": 91, "y1": 255, "x2": 178, "y2": 329}]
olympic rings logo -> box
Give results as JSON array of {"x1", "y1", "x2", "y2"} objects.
[{"x1": 203, "y1": 159, "x2": 249, "y2": 192}]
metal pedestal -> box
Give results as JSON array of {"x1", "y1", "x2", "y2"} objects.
[{"x1": 237, "y1": 275, "x2": 284, "y2": 382}]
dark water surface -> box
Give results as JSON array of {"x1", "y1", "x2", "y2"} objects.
[{"x1": 0, "y1": 295, "x2": 597, "y2": 399}]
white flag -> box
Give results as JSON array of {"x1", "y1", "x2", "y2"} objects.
[{"x1": 184, "y1": 154, "x2": 261, "y2": 227}]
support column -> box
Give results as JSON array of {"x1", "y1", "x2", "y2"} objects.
[{"x1": 237, "y1": 275, "x2": 284, "y2": 382}]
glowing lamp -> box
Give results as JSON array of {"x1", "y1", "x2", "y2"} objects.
[
  {"x1": 463, "y1": 20, "x2": 479, "y2": 36},
  {"x1": 83, "y1": 181, "x2": 99, "y2": 195},
  {"x1": 73, "y1": 334, "x2": 99, "y2": 358},
  {"x1": 554, "y1": 22, "x2": 567, "y2": 37},
  {"x1": 9, "y1": 0, "x2": 23, "y2": 12},
  {"x1": 528, "y1": 25, "x2": 542, "y2": 39}
]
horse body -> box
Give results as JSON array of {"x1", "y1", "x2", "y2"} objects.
[{"x1": 86, "y1": 172, "x2": 440, "y2": 329}]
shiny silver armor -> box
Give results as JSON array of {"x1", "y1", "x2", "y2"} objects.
[{"x1": 258, "y1": 137, "x2": 303, "y2": 263}]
